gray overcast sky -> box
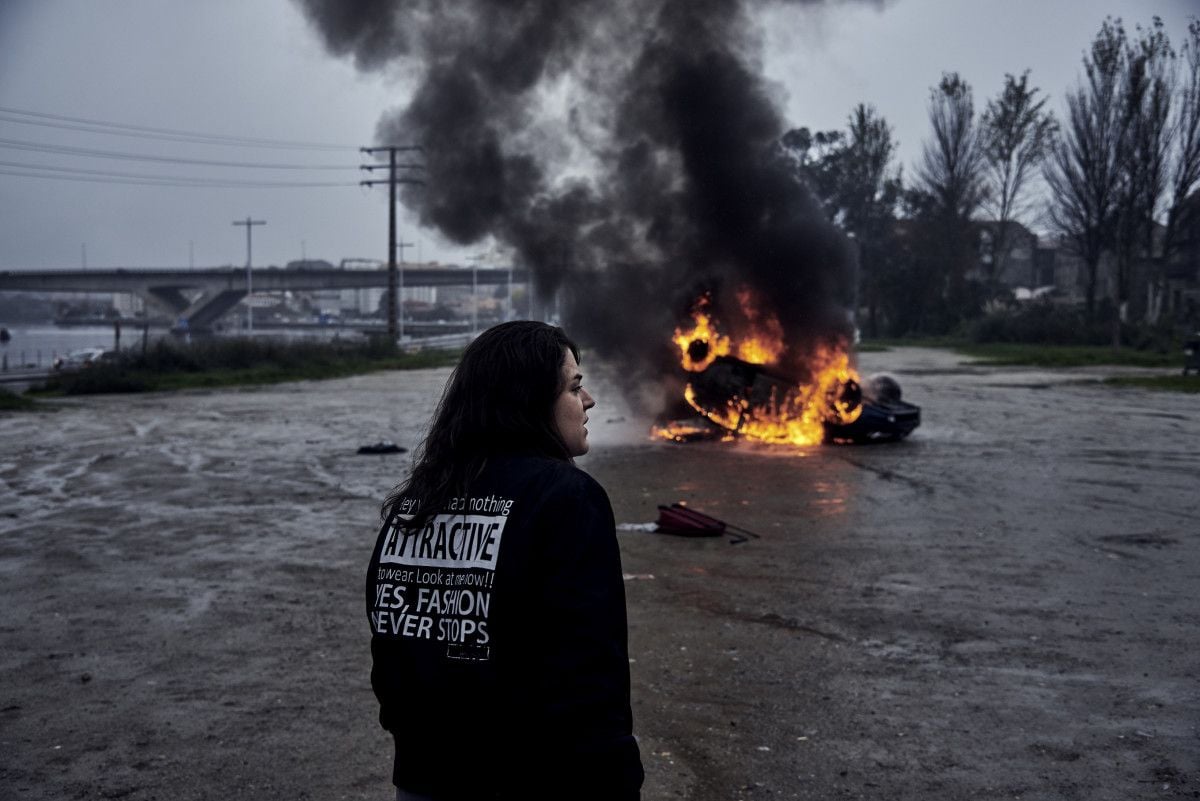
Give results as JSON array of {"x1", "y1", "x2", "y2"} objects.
[{"x1": 1, "y1": 0, "x2": 1196, "y2": 271}]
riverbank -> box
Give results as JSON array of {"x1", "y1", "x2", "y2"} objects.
[{"x1": 27, "y1": 338, "x2": 461, "y2": 397}]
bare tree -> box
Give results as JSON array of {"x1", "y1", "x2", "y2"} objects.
[
  {"x1": 1044, "y1": 18, "x2": 1132, "y2": 320},
  {"x1": 1162, "y1": 19, "x2": 1200, "y2": 272},
  {"x1": 914, "y1": 72, "x2": 986, "y2": 315},
  {"x1": 1111, "y1": 17, "x2": 1174, "y2": 334},
  {"x1": 839, "y1": 104, "x2": 902, "y2": 337},
  {"x1": 916, "y1": 73, "x2": 986, "y2": 221},
  {"x1": 840, "y1": 104, "x2": 902, "y2": 231},
  {"x1": 980, "y1": 71, "x2": 1056, "y2": 286}
]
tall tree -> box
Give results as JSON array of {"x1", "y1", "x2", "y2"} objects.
[
  {"x1": 1162, "y1": 20, "x2": 1200, "y2": 279},
  {"x1": 1111, "y1": 17, "x2": 1173, "y2": 333},
  {"x1": 839, "y1": 104, "x2": 902, "y2": 337},
  {"x1": 914, "y1": 72, "x2": 986, "y2": 316},
  {"x1": 980, "y1": 71, "x2": 1057, "y2": 287},
  {"x1": 780, "y1": 126, "x2": 845, "y2": 222},
  {"x1": 1044, "y1": 18, "x2": 1132, "y2": 320},
  {"x1": 916, "y1": 73, "x2": 987, "y2": 221},
  {"x1": 781, "y1": 105, "x2": 902, "y2": 336}
]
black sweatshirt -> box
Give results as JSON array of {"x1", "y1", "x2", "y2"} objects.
[{"x1": 366, "y1": 454, "x2": 643, "y2": 800}]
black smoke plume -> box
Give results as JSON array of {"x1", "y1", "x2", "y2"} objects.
[{"x1": 296, "y1": 0, "x2": 860, "y2": 405}]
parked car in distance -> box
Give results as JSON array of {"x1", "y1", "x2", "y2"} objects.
[{"x1": 52, "y1": 348, "x2": 116, "y2": 372}]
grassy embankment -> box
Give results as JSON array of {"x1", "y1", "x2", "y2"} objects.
[
  {"x1": 861, "y1": 339, "x2": 1198, "y2": 392},
  {"x1": 0, "y1": 387, "x2": 38, "y2": 410},
  {"x1": 24, "y1": 338, "x2": 461, "y2": 399},
  {"x1": 1101, "y1": 374, "x2": 1200, "y2": 393}
]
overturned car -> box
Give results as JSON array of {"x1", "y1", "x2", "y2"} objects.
[{"x1": 660, "y1": 355, "x2": 920, "y2": 445}]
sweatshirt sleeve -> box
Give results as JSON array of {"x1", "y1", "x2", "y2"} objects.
[{"x1": 527, "y1": 469, "x2": 644, "y2": 800}]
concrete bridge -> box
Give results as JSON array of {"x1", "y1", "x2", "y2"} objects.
[{"x1": 0, "y1": 266, "x2": 528, "y2": 330}]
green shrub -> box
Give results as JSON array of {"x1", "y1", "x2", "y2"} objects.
[
  {"x1": 963, "y1": 303, "x2": 1113, "y2": 345},
  {"x1": 1105, "y1": 374, "x2": 1200, "y2": 392},
  {"x1": 0, "y1": 387, "x2": 37, "y2": 411},
  {"x1": 38, "y1": 336, "x2": 455, "y2": 396}
]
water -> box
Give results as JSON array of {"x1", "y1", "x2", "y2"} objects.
[
  {"x1": 0, "y1": 325, "x2": 140, "y2": 368},
  {"x1": 0, "y1": 324, "x2": 366, "y2": 370}
]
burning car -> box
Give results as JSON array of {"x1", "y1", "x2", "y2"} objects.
[
  {"x1": 655, "y1": 293, "x2": 920, "y2": 446},
  {"x1": 684, "y1": 356, "x2": 920, "y2": 445}
]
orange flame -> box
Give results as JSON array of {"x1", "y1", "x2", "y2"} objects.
[
  {"x1": 722, "y1": 345, "x2": 862, "y2": 446},
  {"x1": 672, "y1": 294, "x2": 730, "y2": 372},
  {"x1": 733, "y1": 287, "x2": 784, "y2": 364},
  {"x1": 649, "y1": 417, "x2": 736, "y2": 443},
  {"x1": 662, "y1": 292, "x2": 862, "y2": 447}
]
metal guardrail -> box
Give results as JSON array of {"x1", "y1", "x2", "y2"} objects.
[
  {"x1": 0, "y1": 367, "x2": 52, "y2": 393},
  {"x1": 400, "y1": 332, "x2": 476, "y2": 352}
]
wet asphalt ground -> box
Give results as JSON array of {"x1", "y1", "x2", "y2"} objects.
[
  {"x1": 598, "y1": 348, "x2": 1198, "y2": 800},
  {"x1": 0, "y1": 347, "x2": 1196, "y2": 800}
]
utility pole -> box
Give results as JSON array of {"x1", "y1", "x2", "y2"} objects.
[
  {"x1": 233, "y1": 216, "x2": 266, "y2": 332},
  {"x1": 396, "y1": 240, "x2": 414, "y2": 338},
  {"x1": 470, "y1": 253, "x2": 487, "y2": 333},
  {"x1": 361, "y1": 146, "x2": 424, "y2": 344}
]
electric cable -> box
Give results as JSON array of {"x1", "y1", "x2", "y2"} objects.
[
  {"x1": 0, "y1": 163, "x2": 358, "y2": 188},
  {"x1": 0, "y1": 136, "x2": 356, "y2": 169},
  {"x1": 0, "y1": 105, "x2": 354, "y2": 151}
]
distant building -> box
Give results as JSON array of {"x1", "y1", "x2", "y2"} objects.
[
  {"x1": 1165, "y1": 192, "x2": 1200, "y2": 326},
  {"x1": 971, "y1": 220, "x2": 1040, "y2": 289},
  {"x1": 338, "y1": 258, "x2": 385, "y2": 317},
  {"x1": 112, "y1": 292, "x2": 144, "y2": 317},
  {"x1": 892, "y1": 202, "x2": 1199, "y2": 323},
  {"x1": 1032, "y1": 235, "x2": 1089, "y2": 304}
]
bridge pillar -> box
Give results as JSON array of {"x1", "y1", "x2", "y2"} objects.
[
  {"x1": 181, "y1": 290, "x2": 249, "y2": 331},
  {"x1": 137, "y1": 286, "x2": 248, "y2": 332},
  {"x1": 140, "y1": 287, "x2": 191, "y2": 318}
]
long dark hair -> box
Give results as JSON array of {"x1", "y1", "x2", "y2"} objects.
[{"x1": 382, "y1": 321, "x2": 580, "y2": 527}]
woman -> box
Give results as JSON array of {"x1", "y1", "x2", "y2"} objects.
[{"x1": 366, "y1": 321, "x2": 644, "y2": 801}]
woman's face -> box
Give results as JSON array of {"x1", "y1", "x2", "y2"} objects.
[{"x1": 552, "y1": 348, "x2": 595, "y2": 457}]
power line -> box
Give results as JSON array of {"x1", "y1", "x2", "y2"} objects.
[
  {"x1": 0, "y1": 136, "x2": 356, "y2": 170},
  {"x1": 0, "y1": 105, "x2": 354, "y2": 151},
  {"x1": 0, "y1": 164, "x2": 358, "y2": 188}
]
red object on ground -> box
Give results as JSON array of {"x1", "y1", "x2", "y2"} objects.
[{"x1": 655, "y1": 503, "x2": 726, "y2": 537}]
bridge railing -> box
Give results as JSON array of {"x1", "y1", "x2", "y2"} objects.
[{"x1": 400, "y1": 331, "x2": 476, "y2": 352}]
